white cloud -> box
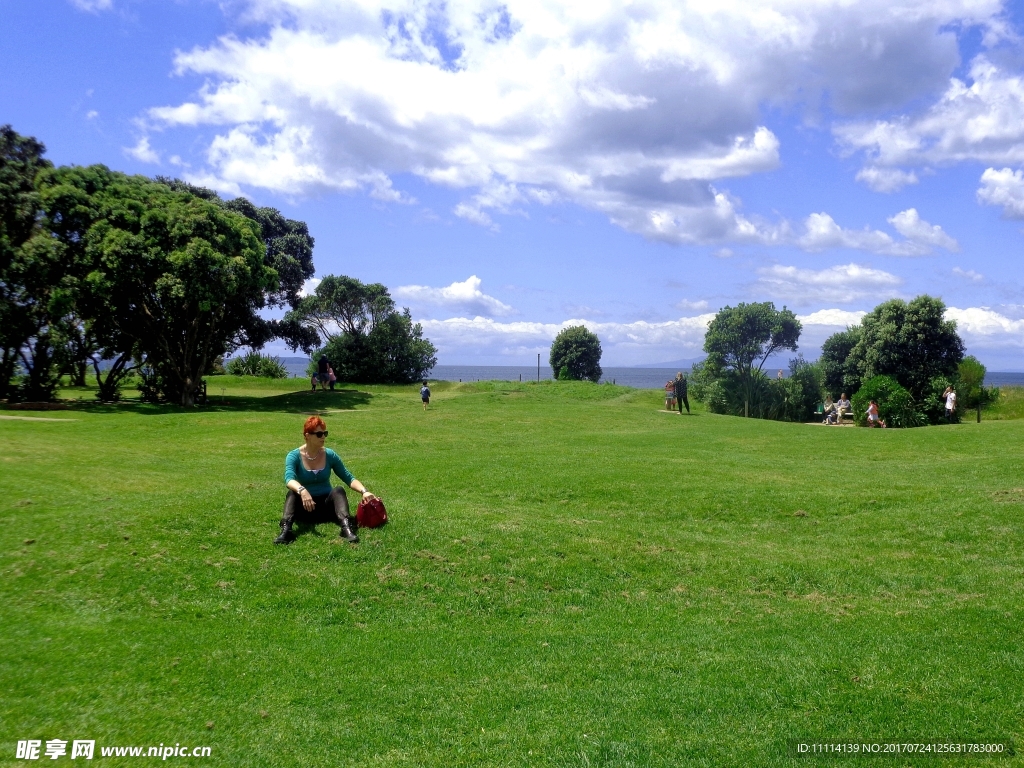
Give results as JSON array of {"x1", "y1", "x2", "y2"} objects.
[
  {"x1": 676, "y1": 299, "x2": 710, "y2": 311},
  {"x1": 953, "y1": 267, "x2": 984, "y2": 282},
  {"x1": 756, "y1": 263, "x2": 902, "y2": 304},
  {"x1": 838, "y1": 56, "x2": 1024, "y2": 180},
  {"x1": 887, "y1": 208, "x2": 959, "y2": 251},
  {"x1": 945, "y1": 306, "x2": 1024, "y2": 350},
  {"x1": 977, "y1": 167, "x2": 1024, "y2": 218},
  {"x1": 394, "y1": 275, "x2": 515, "y2": 317},
  {"x1": 298, "y1": 277, "x2": 321, "y2": 297},
  {"x1": 797, "y1": 309, "x2": 868, "y2": 327},
  {"x1": 420, "y1": 313, "x2": 716, "y2": 365},
  {"x1": 855, "y1": 166, "x2": 918, "y2": 193},
  {"x1": 124, "y1": 137, "x2": 160, "y2": 164},
  {"x1": 142, "y1": 0, "x2": 1002, "y2": 243},
  {"x1": 797, "y1": 210, "x2": 955, "y2": 256},
  {"x1": 85, "y1": 110, "x2": 99, "y2": 120},
  {"x1": 70, "y1": 0, "x2": 113, "y2": 11}
]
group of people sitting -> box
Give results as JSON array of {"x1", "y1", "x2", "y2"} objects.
[
  {"x1": 821, "y1": 393, "x2": 888, "y2": 427},
  {"x1": 821, "y1": 393, "x2": 852, "y2": 425}
]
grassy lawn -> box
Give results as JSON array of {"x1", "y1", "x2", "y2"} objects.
[{"x1": 1, "y1": 377, "x2": 1022, "y2": 766}]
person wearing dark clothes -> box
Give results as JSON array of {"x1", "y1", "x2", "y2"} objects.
[
  {"x1": 674, "y1": 372, "x2": 690, "y2": 414},
  {"x1": 420, "y1": 381, "x2": 430, "y2": 410},
  {"x1": 275, "y1": 415, "x2": 378, "y2": 544},
  {"x1": 316, "y1": 355, "x2": 330, "y2": 391}
]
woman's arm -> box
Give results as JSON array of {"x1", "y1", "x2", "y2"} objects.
[{"x1": 348, "y1": 478, "x2": 377, "y2": 501}]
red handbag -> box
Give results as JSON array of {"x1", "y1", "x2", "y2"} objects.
[{"x1": 356, "y1": 497, "x2": 388, "y2": 528}]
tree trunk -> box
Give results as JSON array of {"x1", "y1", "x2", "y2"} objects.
[
  {"x1": 977, "y1": 404, "x2": 981, "y2": 424},
  {"x1": 180, "y1": 374, "x2": 195, "y2": 408}
]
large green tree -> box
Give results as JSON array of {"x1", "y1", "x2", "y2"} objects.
[
  {"x1": 158, "y1": 178, "x2": 318, "y2": 352},
  {"x1": 818, "y1": 326, "x2": 861, "y2": 397},
  {"x1": 0, "y1": 125, "x2": 56, "y2": 399},
  {"x1": 287, "y1": 275, "x2": 437, "y2": 384},
  {"x1": 549, "y1": 325, "x2": 603, "y2": 383},
  {"x1": 39, "y1": 165, "x2": 276, "y2": 406},
  {"x1": 702, "y1": 302, "x2": 801, "y2": 416},
  {"x1": 845, "y1": 295, "x2": 963, "y2": 402}
]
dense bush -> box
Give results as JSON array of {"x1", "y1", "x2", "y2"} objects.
[
  {"x1": 550, "y1": 326, "x2": 602, "y2": 383},
  {"x1": 690, "y1": 356, "x2": 823, "y2": 422},
  {"x1": 287, "y1": 275, "x2": 436, "y2": 385},
  {"x1": 226, "y1": 350, "x2": 288, "y2": 378},
  {"x1": 851, "y1": 375, "x2": 925, "y2": 428}
]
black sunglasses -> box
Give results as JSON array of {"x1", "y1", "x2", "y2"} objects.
[{"x1": 308, "y1": 430, "x2": 328, "y2": 438}]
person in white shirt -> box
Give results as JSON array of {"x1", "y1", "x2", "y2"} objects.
[
  {"x1": 836, "y1": 393, "x2": 851, "y2": 424},
  {"x1": 943, "y1": 386, "x2": 957, "y2": 423}
]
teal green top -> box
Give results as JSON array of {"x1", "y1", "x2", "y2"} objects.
[{"x1": 284, "y1": 448, "x2": 354, "y2": 497}]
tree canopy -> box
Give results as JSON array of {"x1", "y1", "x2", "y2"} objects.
[
  {"x1": 702, "y1": 302, "x2": 801, "y2": 415},
  {"x1": 38, "y1": 164, "x2": 276, "y2": 406},
  {"x1": 1, "y1": 126, "x2": 325, "y2": 405},
  {"x1": 0, "y1": 125, "x2": 57, "y2": 400},
  {"x1": 287, "y1": 275, "x2": 437, "y2": 384},
  {"x1": 549, "y1": 325, "x2": 602, "y2": 383},
  {"x1": 843, "y1": 295, "x2": 963, "y2": 402}
]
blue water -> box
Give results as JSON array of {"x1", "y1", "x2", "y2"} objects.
[{"x1": 276, "y1": 358, "x2": 1024, "y2": 390}]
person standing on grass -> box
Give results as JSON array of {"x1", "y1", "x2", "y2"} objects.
[
  {"x1": 421, "y1": 381, "x2": 431, "y2": 410},
  {"x1": 276, "y1": 415, "x2": 378, "y2": 545},
  {"x1": 328, "y1": 365, "x2": 337, "y2": 391},
  {"x1": 674, "y1": 372, "x2": 690, "y2": 415},
  {"x1": 944, "y1": 385, "x2": 957, "y2": 422},
  {"x1": 664, "y1": 380, "x2": 675, "y2": 411},
  {"x1": 317, "y1": 354, "x2": 330, "y2": 391}
]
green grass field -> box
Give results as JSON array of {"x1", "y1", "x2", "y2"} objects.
[{"x1": 2, "y1": 378, "x2": 1022, "y2": 766}]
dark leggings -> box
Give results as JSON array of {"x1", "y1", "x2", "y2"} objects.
[
  {"x1": 677, "y1": 394, "x2": 689, "y2": 414},
  {"x1": 281, "y1": 487, "x2": 351, "y2": 527}
]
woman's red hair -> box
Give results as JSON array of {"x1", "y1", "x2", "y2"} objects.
[{"x1": 303, "y1": 415, "x2": 326, "y2": 434}]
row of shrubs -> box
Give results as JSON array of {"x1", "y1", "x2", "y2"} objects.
[{"x1": 689, "y1": 356, "x2": 997, "y2": 427}]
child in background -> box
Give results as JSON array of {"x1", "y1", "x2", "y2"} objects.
[
  {"x1": 421, "y1": 381, "x2": 431, "y2": 410},
  {"x1": 310, "y1": 373, "x2": 317, "y2": 392},
  {"x1": 867, "y1": 400, "x2": 887, "y2": 428},
  {"x1": 664, "y1": 380, "x2": 675, "y2": 411},
  {"x1": 328, "y1": 365, "x2": 337, "y2": 391}
]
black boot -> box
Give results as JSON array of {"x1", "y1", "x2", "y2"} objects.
[
  {"x1": 339, "y1": 514, "x2": 359, "y2": 544},
  {"x1": 274, "y1": 520, "x2": 296, "y2": 545}
]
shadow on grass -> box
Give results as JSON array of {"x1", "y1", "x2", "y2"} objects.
[{"x1": 50, "y1": 388, "x2": 374, "y2": 416}]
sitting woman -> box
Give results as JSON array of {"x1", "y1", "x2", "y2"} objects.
[
  {"x1": 822, "y1": 395, "x2": 836, "y2": 424},
  {"x1": 276, "y1": 415, "x2": 378, "y2": 544}
]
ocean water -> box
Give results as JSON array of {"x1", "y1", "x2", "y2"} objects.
[{"x1": 276, "y1": 358, "x2": 1024, "y2": 390}]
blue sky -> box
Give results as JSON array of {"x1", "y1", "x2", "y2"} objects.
[{"x1": 3, "y1": 0, "x2": 1024, "y2": 368}]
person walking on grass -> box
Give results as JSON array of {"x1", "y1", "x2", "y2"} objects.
[
  {"x1": 316, "y1": 354, "x2": 330, "y2": 391},
  {"x1": 674, "y1": 372, "x2": 690, "y2": 415},
  {"x1": 328, "y1": 365, "x2": 337, "y2": 391},
  {"x1": 664, "y1": 379, "x2": 675, "y2": 412},
  {"x1": 421, "y1": 381, "x2": 431, "y2": 410},
  {"x1": 276, "y1": 415, "x2": 378, "y2": 545},
  {"x1": 943, "y1": 385, "x2": 957, "y2": 423}
]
